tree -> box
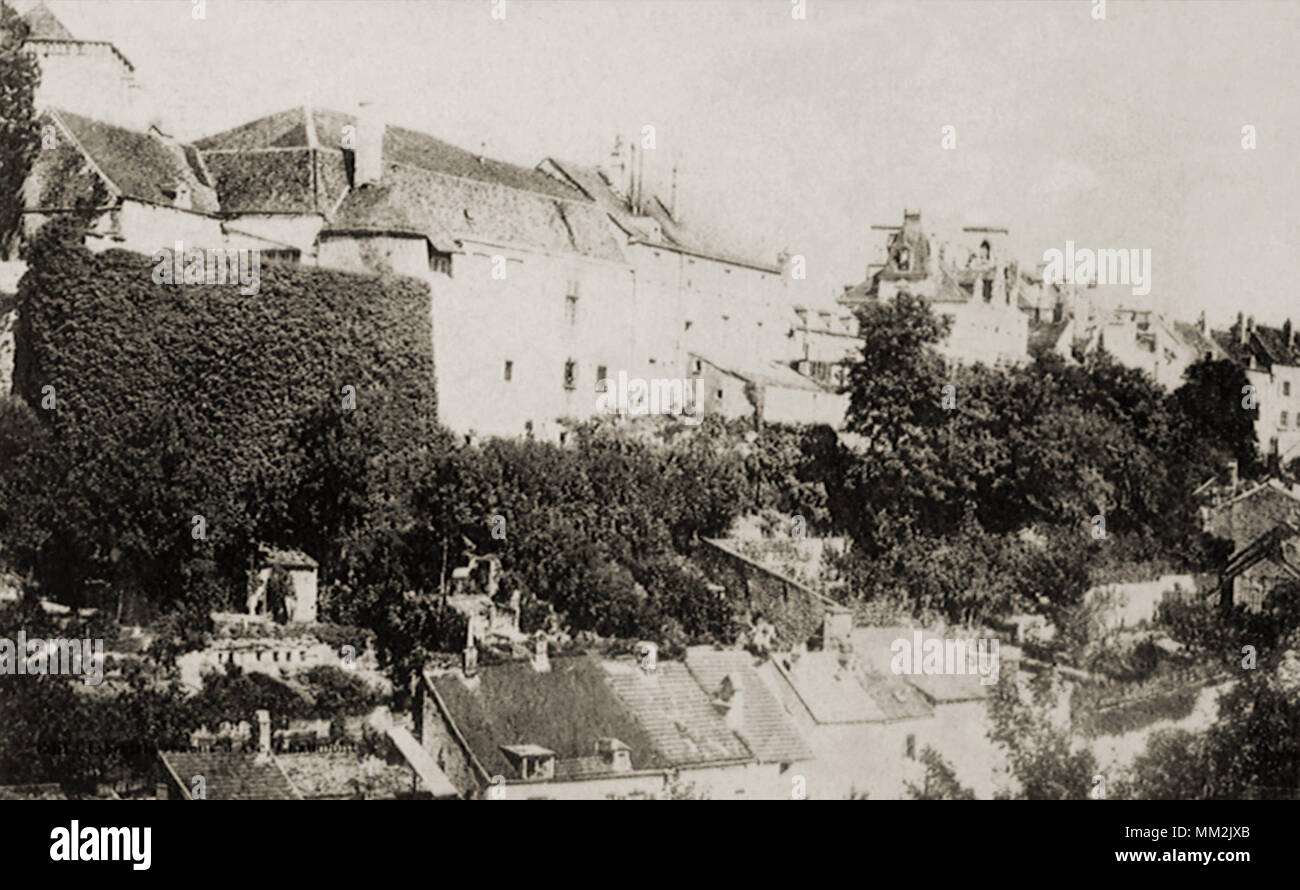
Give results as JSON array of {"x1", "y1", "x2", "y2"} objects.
[
  {"x1": 1170, "y1": 357, "x2": 1259, "y2": 477},
  {"x1": 906, "y1": 746, "x2": 977, "y2": 800},
  {"x1": 0, "y1": 2, "x2": 39, "y2": 257},
  {"x1": 987, "y1": 671, "x2": 1097, "y2": 800}
]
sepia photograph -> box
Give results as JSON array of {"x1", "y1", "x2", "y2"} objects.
[{"x1": 0, "y1": 0, "x2": 1294, "y2": 870}]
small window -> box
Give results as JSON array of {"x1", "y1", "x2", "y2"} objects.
[
  {"x1": 565, "y1": 293, "x2": 578, "y2": 324},
  {"x1": 596, "y1": 365, "x2": 607, "y2": 389},
  {"x1": 905, "y1": 734, "x2": 916, "y2": 760},
  {"x1": 1283, "y1": 412, "x2": 1289, "y2": 428},
  {"x1": 503, "y1": 360, "x2": 513, "y2": 382},
  {"x1": 982, "y1": 279, "x2": 993, "y2": 302},
  {"x1": 563, "y1": 360, "x2": 576, "y2": 390},
  {"x1": 1285, "y1": 381, "x2": 1292, "y2": 397}
]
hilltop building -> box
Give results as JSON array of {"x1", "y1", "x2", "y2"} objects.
[{"x1": 842, "y1": 210, "x2": 1030, "y2": 369}]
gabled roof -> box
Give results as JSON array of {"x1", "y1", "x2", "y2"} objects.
[
  {"x1": 323, "y1": 160, "x2": 622, "y2": 260},
  {"x1": 258, "y1": 546, "x2": 317, "y2": 568},
  {"x1": 602, "y1": 659, "x2": 752, "y2": 766},
  {"x1": 692, "y1": 353, "x2": 837, "y2": 394},
  {"x1": 685, "y1": 647, "x2": 813, "y2": 763},
  {"x1": 21, "y1": 2, "x2": 75, "y2": 41},
  {"x1": 197, "y1": 108, "x2": 625, "y2": 259},
  {"x1": 425, "y1": 655, "x2": 668, "y2": 781},
  {"x1": 540, "y1": 158, "x2": 780, "y2": 273},
  {"x1": 1223, "y1": 521, "x2": 1300, "y2": 581},
  {"x1": 1208, "y1": 478, "x2": 1300, "y2": 515},
  {"x1": 851, "y1": 627, "x2": 993, "y2": 703},
  {"x1": 276, "y1": 750, "x2": 416, "y2": 799},
  {"x1": 771, "y1": 649, "x2": 933, "y2": 724},
  {"x1": 198, "y1": 107, "x2": 585, "y2": 201},
  {"x1": 35, "y1": 109, "x2": 218, "y2": 213},
  {"x1": 200, "y1": 148, "x2": 348, "y2": 215},
  {"x1": 1028, "y1": 316, "x2": 1071, "y2": 355},
  {"x1": 1171, "y1": 321, "x2": 1223, "y2": 362},
  {"x1": 20, "y1": 2, "x2": 134, "y2": 70},
  {"x1": 158, "y1": 750, "x2": 301, "y2": 800},
  {"x1": 1211, "y1": 322, "x2": 1300, "y2": 372}
]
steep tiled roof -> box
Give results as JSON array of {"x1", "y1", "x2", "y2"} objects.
[
  {"x1": 21, "y1": 2, "x2": 75, "y2": 41},
  {"x1": 1028, "y1": 316, "x2": 1071, "y2": 355},
  {"x1": 694, "y1": 354, "x2": 835, "y2": 394},
  {"x1": 541, "y1": 159, "x2": 779, "y2": 272},
  {"x1": 158, "y1": 751, "x2": 301, "y2": 800},
  {"x1": 197, "y1": 108, "x2": 623, "y2": 259},
  {"x1": 197, "y1": 107, "x2": 586, "y2": 201},
  {"x1": 603, "y1": 659, "x2": 752, "y2": 766},
  {"x1": 258, "y1": 546, "x2": 317, "y2": 568},
  {"x1": 1211, "y1": 323, "x2": 1299, "y2": 371},
  {"x1": 773, "y1": 649, "x2": 933, "y2": 724},
  {"x1": 427, "y1": 655, "x2": 666, "y2": 780},
  {"x1": 201, "y1": 148, "x2": 347, "y2": 215},
  {"x1": 39, "y1": 109, "x2": 219, "y2": 213},
  {"x1": 852, "y1": 627, "x2": 993, "y2": 703},
  {"x1": 1171, "y1": 321, "x2": 1223, "y2": 362},
  {"x1": 685, "y1": 648, "x2": 813, "y2": 763},
  {"x1": 277, "y1": 750, "x2": 415, "y2": 799},
  {"x1": 325, "y1": 161, "x2": 623, "y2": 260}
]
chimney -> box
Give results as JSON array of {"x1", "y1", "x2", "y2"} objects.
[
  {"x1": 636, "y1": 640, "x2": 658, "y2": 673},
  {"x1": 355, "y1": 100, "x2": 384, "y2": 187},
  {"x1": 1227, "y1": 459, "x2": 1239, "y2": 488},
  {"x1": 1197, "y1": 310, "x2": 1207, "y2": 336},
  {"x1": 532, "y1": 633, "x2": 550, "y2": 673},
  {"x1": 255, "y1": 709, "x2": 271, "y2": 762},
  {"x1": 823, "y1": 608, "x2": 852, "y2": 650},
  {"x1": 1287, "y1": 319, "x2": 1295, "y2": 351},
  {"x1": 463, "y1": 621, "x2": 478, "y2": 678},
  {"x1": 1247, "y1": 315, "x2": 1256, "y2": 334},
  {"x1": 713, "y1": 674, "x2": 745, "y2": 733}
]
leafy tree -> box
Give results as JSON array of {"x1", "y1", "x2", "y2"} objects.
[
  {"x1": 906, "y1": 746, "x2": 977, "y2": 800},
  {"x1": 0, "y1": 2, "x2": 39, "y2": 257},
  {"x1": 987, "y1": 671, "x2": 1097, "y2": 800},
  {"x1": 1170, "y1": 357, "x2": 1259, "y2": 477}
]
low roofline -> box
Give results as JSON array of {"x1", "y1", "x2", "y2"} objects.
[{"x1": 626, "y1": 238, "x2": 780, "y2": 275}]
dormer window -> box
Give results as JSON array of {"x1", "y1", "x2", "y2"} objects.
[{"x1": 500, "y1": 745, "x2": 556, "y2": 781}]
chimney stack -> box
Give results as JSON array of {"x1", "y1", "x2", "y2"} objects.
[
  {"x1": 714, "y1": 674, "x2": 745, "y2": 733},
  {"x1": 1227, "y1": 459, "x2": 1239, "y2": 488},
  {"x1": 255, "y1": 709, "x2": 271, "y2": 762},
  {"x1": 636, "y1": 641, "x2": 658, "y2": 673},
  {"x1": 823, "y1": 608, "x2": 852, "y2": 651},
  {"x1": 463, "y1": 621, "x2": 478, "y2": 678},
  {"x1": 1287, "y1": 319, "x2": 1295, "y2": 351},
  {"x1": 355, "y1": 100, "x2": 384, "y2": 187},
  {"x1": 1197, "y1": 310, "x2": 1207, "y2": 336},
  {"x1": 532, "y1": 633, "x2": 550, "y2": 673},
  {"x1": 1237, "y1": 311, "x2": 1247, "y2": 346}
]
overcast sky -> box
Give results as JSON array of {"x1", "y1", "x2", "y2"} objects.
[{"x1": 32, "y1": 0, "x2": 1300, "y2": 324}]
